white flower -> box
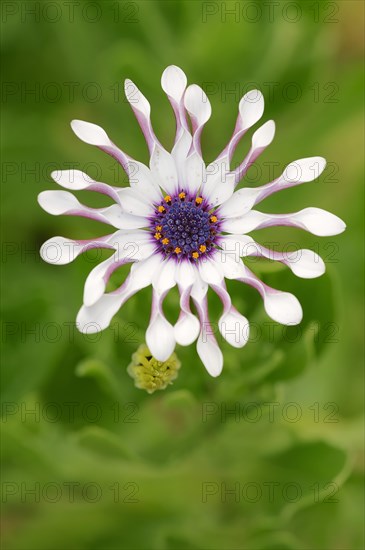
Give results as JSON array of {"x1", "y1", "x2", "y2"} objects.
[{"x1": 38, "y1": 65, "x2": 346, "y2": 377}]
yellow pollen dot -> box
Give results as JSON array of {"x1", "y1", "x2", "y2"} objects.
[
  {"x1": 158, "y1": 205, "x2": 165, "y2": 213},
  {"x1": 162, "y1": 238, "x2": 169, "y2": 245},
  {"x1": 195, "y1": 197, "x2": 203, "y2": 204},
  {"x1": 174, "y1": 247, "x2": 181, "y2": 254},
  {"x1": 178, "y1": 192, "x2": 186, "y2": 199},
  {"x1": 210, "y1": 215, "x2": 218, "y2": 223},
  {"x1": 192, "y1": 252, "x2": 199, "y2": 259},
  {"x1": 199, "y1": 245, "x2": 207, "y2": 253},
  {"x1": 156, "y1": 225, "x2": 162, "y2": 231},
  {"x1": 164, "y1": 195, "x2": 171, "y2": 203},
  {"x1": 154, "y1": 232, "x2": 161, "y2": 240}
]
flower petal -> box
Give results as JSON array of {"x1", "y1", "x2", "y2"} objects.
[
  {"x1": 215, "y1": 90, "x2": 264, "y2": 167},
  {"x1": 38, "y1": 190, "x2": 149, "y2": 229},
  {"x1": 193, "y1": 295, "x2": 223, "y2": 377},
  {"x1": 152, "y1": 259, "x2": 176, "y2": 294},
  {"x1": 184, "y1": 84, "x2": 211, "y2": 129},
  {"x1": 40, "y1": 235, "x2": 114, "y2": 265},
  {"x1": 174, "y1": 310, "x2": 200, "y2": 346},
  {"x1": 76, "y1": 254, "x2": 162, "y2": 332},
  {"x1": 239, "y1": 90, "x2": 265, "y2": 131},
  {"x1": 38, "y1": 190, "x2": 80, "y2": 215},
  {"x1": 51, "y1": 169, "x2": 122, "y2": 205},
  {"x1": 197, "y1": 335, "x2": 223, "y2": 377},
  {"x1": 198, "y1": 256, "x2": 224, "y2": 285},
  {"x1": 146, "y1": 290, "x2": 175, "y2": 362},
  {"x1": 83, "y1": 253, "x2": 130, "y2": 307},
  {"x1": 70, "y1": 120, "x2": 131, "y2": 174},
  {"x1": 174, "y1": 262, "x2": 200, "y2": 346},
  {"x1": 117, "y1": 188, "x2": 154, "y2": 216},
  {"x1": 211, "y1": 281, "x2": 250, "y2": 348},
  {"x1": 217, "y1": 187, "x2": 261, "y2": 219},
  {"x1": 161, "y1": 66, "x2": 193, "y2": 179},
  {"x1": 292, "y1": 207, "x2": 346, "y2": 236},
  {"x1": 127, "y1": 160, "x2": 162, "y2": 203},
  {"x1": 161, "y1": 65, "x2": 187, "y2": 103},
  {"x1": 149, "y1": 145, "x2": 179, "y2": 195},
  {"x1": 205, "y1": 173, "x2": 236, "y2": 207},
  {"x1": 220, "y1": 235, "x2": 325, "y2": 278},
  {"x1": 83, "y1": 241, "x2": 155, "y2": 307},
  {"x1": 219, "y1": 307, "x2": 250, "y2": 348},
  {"x1": 184, "y1": 84, "x2": 211, "y2": 156},
  {"x1": 183, "y1": 151, "x2": 206, "y2": 195},
  {"x1": 124, "y1": 79, "x2": 161, "y2": 155},
  {"x1": 237, "y1": 266, "x2": 303, "y2": 325},
  {"x1": 222, "y1": 208, "x2": 346, "y2": 236},
  {"x1": 239, "y1": 157, "x2": 327, "y2": 206},
  {"x1": 263, "y1": 291, "x2": 303, "y2": 325},
  {"x1": 71, "y1": 119, "x2": 110, "y2": 146},
  {"x1": 175, "y1": 261, "x2": 197, "y2": 289},
  {"x1": 233, "y1": 120, "x2": 276, "y2": 183},
  {"x1": 284, "y1": 249, "x2": 325, "y2": 278}
]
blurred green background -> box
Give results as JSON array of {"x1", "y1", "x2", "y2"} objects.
[{"x1": 1, "y1": 1, "x2": 364, "y2": 549}]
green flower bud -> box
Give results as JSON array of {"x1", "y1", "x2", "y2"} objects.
[{"x1": 127, "y1": 344, "x2": 181, "y2": 394}]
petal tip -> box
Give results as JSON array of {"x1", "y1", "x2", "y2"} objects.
[{"x1": 71, "y1": 119, "x2": 110, "y2": 146}]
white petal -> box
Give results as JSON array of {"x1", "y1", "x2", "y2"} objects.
[
  {"x1": 218, "y1": 187, "x2": 260, "y2": 218},
  {"x1": 222, "y1": 237, "x2": 326, "y2": 280},
  {"x1": 184, "y1": 84, "x2": 212, "y2": 127},
  {"x1": 293, "y1": 208, "x2": 346, "y2": 236},
  {"x1": 190, "y1": 274, "x2": 208, "y2": 301},
  {"x1": 124, "y1": 79, "x2": 151, "y2": 117},
  {"x1": 239, "y1": 90, "x2": 264, "y2": 131},
  {"x1": 221, "y1": 211, "x2": 276, "y2": 234},
  {"x1": 50, "y1": 170, "x2": 121, "y2": 207},
  {"x1": 232, "y1": 120, "x2": 276, "y2": 184},
  {"x1": 118, "y1": 188, "x2": 154, "y2": 216},
  {"x1": 127, "y1": 161, "x2": 162, "y2": 203},
  {"x1": 193, "y1": 293, "x2": 223, "y2": 376},
  {"x1": 146, "y1": 313, "x2": 175, "y2": 362},
  {"x1": 77, "y1": 294, "x2": 125, "y2": 333},
  {"x1": 219, "y1": 235, "x2": 256, "y2": 262},
  {"x1": 197, "y1": 336, "x2": 223, "y2": 377},
  {"x1": 172, "y1": 129, "x2": 193, "y2": 174},
  {"x1": 77, "y1": 254, "x2": 161, "y2": 333},
  {"x1": 71, "y1": 120, "x2": 111, "y2": 147},
  {"x1": 38, "y1": 190, "x2": 79, "y2": 215},
  {"x1": 83, "y1": 242, "x2": 155, "y2": 307},
  {"x1": 202, "y1": 158, "x2": 230, "y2": 196},
  {"x1": 103, "y1": 206, "x2": 148, "y2": 229},
  {"x1": 219, "y1": 308, "x2": 250, "y2": 348},
  {"x1": 175, "y1": 261, "x2": 197, "y2": 289},
  {"x1": 198, "y1": 257, "x2": 224, "y2": 285},
  {"x1": 251, "y1": 120, "x2": 275, "y2": 149},
  {"x1": 174, "y1": 312, "x2": 200, "y2": 346},
  {"x1": 184, "y1": 152, "x2": 206, "y2": 194},
  {"x1": 150, "y1": 145, "x2": 178, "y2": 195},
  {"x1": 205, "y1": 173, "x2": 236, "y2": 207},
  {"x1": 281, "y1": 157, "x2": 326, "y2": 183},
  {"x1": 83, "y1": 254, "x2": 119, "y2": 307},
  {"x1": 51, "y1": 169, "x2": 94, "y2": 190},
  {"x1": 128, "y1": 254, "x2": 163, "y2": 291},
  {"x1": 40, "y1": 236, "x2": 85, "y2": 265},
  {"x1": 213, "y1": 252, "x2": 247, "y2": 280},
  {"x1": 286, "y1": 249, "x2": 325, "y2": 278},
  {"x1": 264, "y1": 291, "x2": 303, "y2": 326},
  {"x1": 161, "y1": 65, "x2": 187, "y2": 101},
  {"x1": 152, "y1": 259, "x2": 176, "y2": 294}
]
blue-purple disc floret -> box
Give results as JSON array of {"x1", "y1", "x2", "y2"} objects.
[{"x1": 150, "y1": 191, "x2": 220, "y2": 261}]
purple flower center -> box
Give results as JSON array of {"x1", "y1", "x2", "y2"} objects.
[{"x1": 151, "y1": 192, "x2": 219, "y2": 260}]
